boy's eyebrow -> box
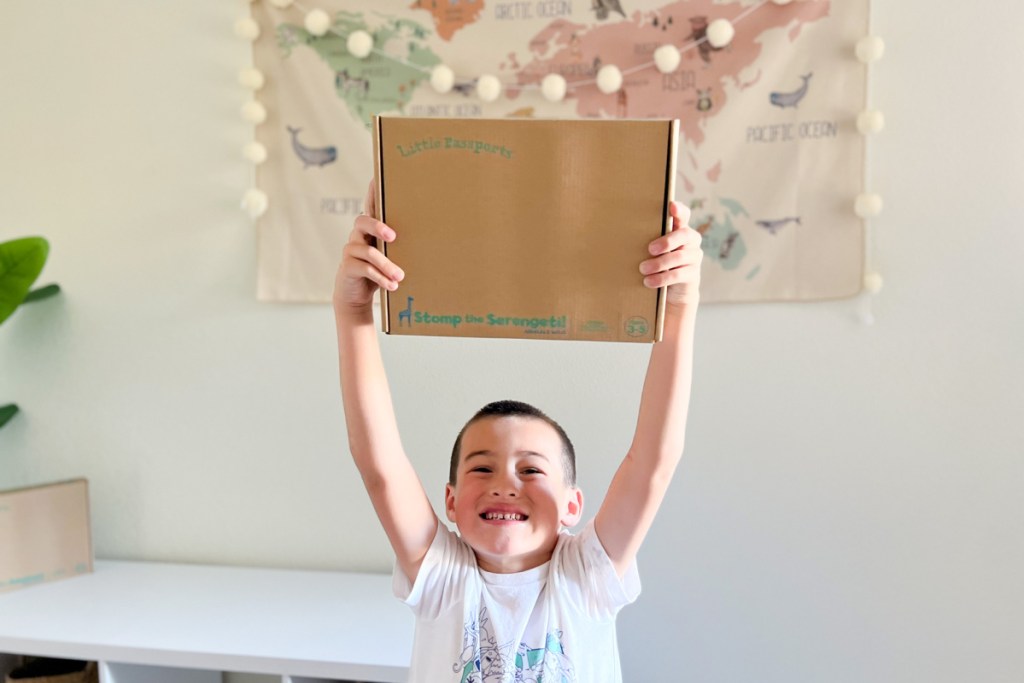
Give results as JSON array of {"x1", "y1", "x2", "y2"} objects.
[{"x1": 464, "y1": 450, "x2": 551, "y2": 461}]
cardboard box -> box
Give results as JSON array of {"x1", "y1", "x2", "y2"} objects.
[
  {"x1": 0, "y1": 479, "x2": 93, "y2": 593},
  {"x1": 372, "y1": 116, "x2": 679, "y2": 343}
]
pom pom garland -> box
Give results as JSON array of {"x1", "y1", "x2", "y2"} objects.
[
  {"x1": 654, "y1": 44, "x2": 681, "y2": 74},
  {"x1": 541, "y1": 73, "x2": 567, "y2": 102},
  {"x1": 242, "y1": 189, "x2": 269, "y2": 219},
  {"x1": 234, "y1": 17, "x2": 260, "y2": 41},
  {"x1": 241, "y1": 101, "x2": 267, "y2": 124},
  {"x1": 857, "y1": 110, "x2": 885, "y2": 135},
  {"x1": 596, "y1": 65, "x2": 623, "y2": 94},
  {"x1": 430, "y1": 65, "x2": 455, "y2": 94},
  {"x1": 304, "y1": 9, "x2": 331, "y2": 37},
  {"x1": 854, "y1": 193, "x2": 884, "y2": 218},
  {"x1": 856, "y1": 36, "x2": 885, "y2": 63},
  {"x1": 863, "y1": 272, "x2": 884, "y2": 294},
  {"x1": 706, "y1": 19, "x2": 735, "y2": 49},
  {"x1": 238, "y1": 68, "x2": 265, "y2": 90},
  {"x1": 477, "y1": 75, "x2": 503, "y2": 102},
  {"x1": 347, "y1": 30, "x2": 373, "y2": 59},
  {"x1": 239, "y1": 0, "x2": 807, "y2": 103},
  {"x1": 243, "y1": 141, "x2": 268, "y2": 165}
]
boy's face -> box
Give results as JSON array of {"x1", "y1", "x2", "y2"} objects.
[{"x1": 445, "y1": 415, "x2": 583, "y2": 574}]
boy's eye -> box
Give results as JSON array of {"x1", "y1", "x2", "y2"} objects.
[
  {"x1": 470, "y1": 466, "x2": 491, "y2": 473},
  {"x1": 521, "y1": 468, "x2": 542, "y2": 475}
]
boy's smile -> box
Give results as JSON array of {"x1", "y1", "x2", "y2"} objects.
[{"x1": 445, "y1": 415, "x2": 583, "y2": 573}]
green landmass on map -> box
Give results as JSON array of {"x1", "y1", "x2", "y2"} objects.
[
  {"x1": 277, "y1": 11, "x2": 440, "y2": 128},
  {"x1": 699, "y1": 203, "x2": 747, "y2": 271}
]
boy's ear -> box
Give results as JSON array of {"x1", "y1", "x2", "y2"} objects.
[
  {"x1": 561, "y1": 487, "x2": 584, "y2": 527},
  {"x1": 444, "y1": 483, "x2": 457, "y2": 523}
]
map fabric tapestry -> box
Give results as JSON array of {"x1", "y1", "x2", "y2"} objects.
[{"x1": 251, "y1": 0, "x2": 868, "y2": 304}]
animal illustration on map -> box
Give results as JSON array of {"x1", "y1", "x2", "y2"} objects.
[
  {"x1": 286, "y1": 126, "x2": 337, "y2": 168},
  {"x1": 696, "y1": 88, "x2": 713, "y2": 112},
  {"x1": 756, "y1": 217, "x2": 801, "y2": 234},
  {"x1": 694, "y1": 215, "x2": 714, "y2": 236},
  {"x1": 652, "y1": 14, "x2": 674, "y2": 31},
  {"x1": 452, "y1": 79, "x2": 478, "y2": 96},
  {"x1": 398, "y1": 296, "x2": 414, "y2": 326},
  {"x1": 688, "y1": 17, "x2": 719, "y2": 64},
  {"x1": 570, "y1": 33, "x2": 583, "y2": 60},
  {"x1": 335, "y1": 69, "x2": 370, "y2": 98},
  {"x1": 770, "y1": 73, "x2": 813, "y2": 109},
  {"x1": 592, "y1": 0, "x2": 626, "y2": 21},
  {"x1": 720, "y1": 231, "x2": 739, "y2": 260}
]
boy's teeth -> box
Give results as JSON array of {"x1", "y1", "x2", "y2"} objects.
[{"x1": 484, "y1": 512, "x2": 524, "y2": 520}]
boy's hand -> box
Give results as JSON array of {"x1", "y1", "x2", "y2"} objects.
[
  {"x1": 640, "y1": 201, "x2": 702, "y2": 307},
  {"x1": 334, "y1": 182, "x2": 405, "y2": 311}
]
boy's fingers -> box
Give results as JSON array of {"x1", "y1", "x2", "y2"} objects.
[
  {"x1": 640, "y1": 245, "x2": 702, "y2": 275},
  {"x1": 669, "y1": 201, "x2": 692, "y2": 227},
  {"x1": 353, "y1": 213, "x2": 396, "y2": 244},
  {"x1": 649, "y1": 224, "x2": 701, "y2": 255},
  {"x1": 643, "y1": 265, "x2": 699, "y2": 289},
  {"x1": 363, "y1": 179, "x2": 376, "y2": 218},
  {"x1": 345, "y1": 242, "x2": 405, "y2": 283}
]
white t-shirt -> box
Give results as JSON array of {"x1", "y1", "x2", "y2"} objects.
[{"x1": 393, "y1": 519, "x2": 641, "y2": 683}]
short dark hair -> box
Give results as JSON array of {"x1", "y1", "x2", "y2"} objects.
[{"x1": 449, "y1": 400, "x2": 576, "y2": 487}]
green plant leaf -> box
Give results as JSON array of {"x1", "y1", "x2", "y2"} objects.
[
  {"x1": 0, "y1": 237, "x2": 50, "y2": 325},
  {"x1": 0, "y1": 403, "x2": 19, "y2": 429},
  {"x1": 24, "y1": 283, "x2": 61, "y2": 303}
]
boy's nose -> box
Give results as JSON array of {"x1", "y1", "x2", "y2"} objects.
[{"x1": 490, "y1": 473, "x2": 519, "y2": 497}]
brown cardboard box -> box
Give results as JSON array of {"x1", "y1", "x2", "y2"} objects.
[
  {"x1": 372, "y1": 116, "x2": 679, "y2": 343},
  {"x1": 0, "y1": 479, "x2": 93, "y2": 593}
]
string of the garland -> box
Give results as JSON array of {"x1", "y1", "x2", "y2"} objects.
[{"x1": 279, "y1": 0, "x2": 773, "y2": 100}]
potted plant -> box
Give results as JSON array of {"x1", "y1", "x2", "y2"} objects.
[{"x1": 0, "y1": 236, "x2": 61, "y2": 429}]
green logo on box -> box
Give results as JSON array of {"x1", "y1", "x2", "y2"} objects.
[{"x1": 625, "y1": 317, "x2": 649, "y2": 337}]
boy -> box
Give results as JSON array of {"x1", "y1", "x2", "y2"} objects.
[{"x1": 334, "y1": 182, "x2": 701, "y2": 682}]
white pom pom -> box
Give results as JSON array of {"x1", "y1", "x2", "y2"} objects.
[
  {"x1": 305, "y1": 9, "x2": 331, "y2": 37},
  {"x1": 347, "y1": 30, "x2": 373, "y2": 59},
  {"x1": 541, "y1": 73, "x2": 567, "y2": 102},
  {"x1": 857, "y1": 110, "x2": 885, "y2": 134},
  {"x1": 707, "y1": 19, "x2": 735, "y2": 48},
  {"x1": 854, "y1": 193, "x2": 883, "y2": 218},
  {"x1": 268, "y1": 0, "x2": 294, "y2": 8},
  {"x1": 430, "y1": 65, "x2": 454, "y2": 94},
  {"x1": 234, "y1": 17, "x2": 260, "y2": 41},
  {"x1": 238, "y1": 68, "x2": 265, "y2": 90},
  {"x1": 654, "y1": 44, "x2": 681, "y2": 74},
  {"x1": 771, "y1": 0, "x2": 794, "y2": 5},
  {"x1": 477, "y1": 75, "x2": 503, "y2": 103},
  {"x1": 241, "y1": 101, "x2": 267, "y2": 124},
  {"x1": 241, "y1": 189, "x2": 269, "y2": 219},
  {"x1": 596, "y1": 65, "x2": 622, "y2": 94},
  {"x1": 863, "y1": 272, "x2": 884, "y2": 294},
  {"x1": 856, "y1": 36, "x2": 885, "y2": 63},
  {"x1": 243, "y1": 141, "x2": 268, "y2": 165}
]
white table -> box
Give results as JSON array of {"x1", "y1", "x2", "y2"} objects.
[{"x1": 0, "y1": 560, "x2": 413, "y2": 683}]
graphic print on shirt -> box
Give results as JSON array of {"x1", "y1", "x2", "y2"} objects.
[{"x1": 453, "y1": 607, "x2": 577, "y2": 683}]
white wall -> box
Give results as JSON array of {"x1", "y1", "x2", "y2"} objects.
[{"x1": 2, "y1": 2, "x2": 1021, "y2": 681}]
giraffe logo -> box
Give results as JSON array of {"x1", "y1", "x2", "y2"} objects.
[{"x1": 397, "y1": 296, "x2": 414, "y2": 327}]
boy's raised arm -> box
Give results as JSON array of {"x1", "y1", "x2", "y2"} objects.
[
  {"x1": 595, "y1": 201, "x2": 702, "y2": 578},
  {"x1": 334, "y1": 183, "x2": 438, "y2": 585}
]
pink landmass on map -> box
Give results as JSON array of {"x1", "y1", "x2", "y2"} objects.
[{"x1": 517, "y1": 0, "x2": 830, "y2": 147}]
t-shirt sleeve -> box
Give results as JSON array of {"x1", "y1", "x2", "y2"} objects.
[
  {"x1": 552, "y1": 519, "x2": 641, "y2": 620},
  {"x1": 392, "y1": 520, "x2": 476, "y2": 620}
]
